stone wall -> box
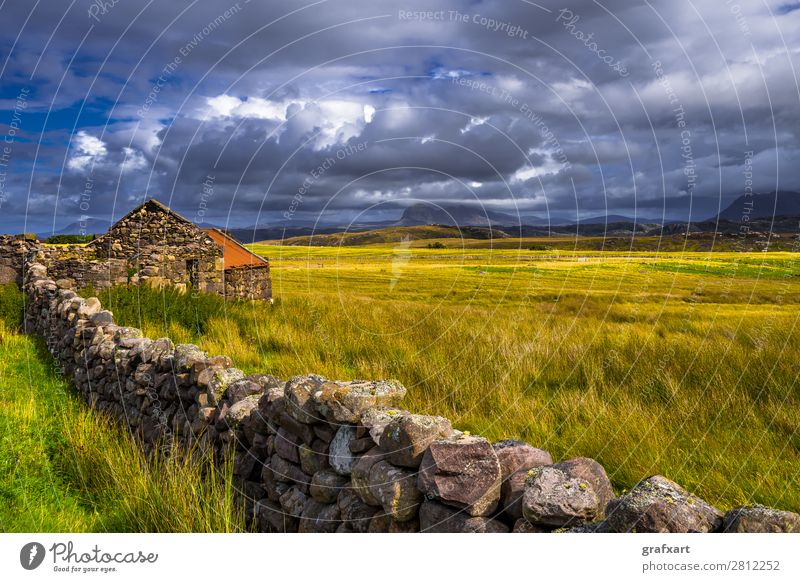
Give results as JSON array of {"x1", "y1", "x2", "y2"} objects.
[
  {"x1": 38, "y1": 244, "x2": 128, "y2": 290},
  {"x1": 0, "y1": 234, "x2": 38, "y2": 285},
  {"x1": 20, "y1": 261, "x2": 800, "y2": 533},
  {"x1": 224, "y1": 265, "x2": 272, "y2": 301}
]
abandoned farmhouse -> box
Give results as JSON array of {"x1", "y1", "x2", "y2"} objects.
[{"x1": 0, "y1": 198, "x2": 272, "y2": 301}]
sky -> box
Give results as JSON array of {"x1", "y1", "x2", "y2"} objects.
[{"x1": 0, "y1": 0, "x2": 799, "y2": 234}]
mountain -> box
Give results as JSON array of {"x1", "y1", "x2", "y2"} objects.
[
  {"x1": 713, "y1": 191, "x2": 800, "y2": 221},
  {"x1": 396, "y1": 203, "x2": 524, "y2": 226},
  {"x1": 39, "y1": 218, "x2": 111, "y2": 238}
]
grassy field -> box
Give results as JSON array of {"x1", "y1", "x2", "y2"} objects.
[
  {"x1": 0, "y1": 284, "x2": 246, "y2": 533},
  {"x1": 87, "y1": 239, "x2": 800, "y2": 514}
]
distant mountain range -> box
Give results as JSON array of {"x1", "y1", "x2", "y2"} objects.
[
  {"x1": 39, "y1": 218, "x2": 111, "y2": 238},
  {"x1": 35, "y1": 191, "x2": 800, "y2": 241}
]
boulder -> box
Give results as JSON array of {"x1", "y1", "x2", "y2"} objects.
[
  {"x1": 351, "y1": 447, "x2": 387, "y2": 506},
  {"x1": 605, "y1": 475, "x2": 723, "y2": 533},
  {"x1": 298, "y1": 500, "x2": 340, "y2": 533},
  {"x1": 494, "y1": 440, "x2": 553, "y2": 521},
  {"x1": 417, "y1": 435, "x2": 501, "y2": 517},
  {"x1": 298, "y1": 442, "x2": 329, "y2": 475},
  {"x1": 256, "y1": 499, "x2": 298, "y2": 533},
  {"x1": 722, "y1": 505, "x2": 800, "y2": 533},
  {"x1": 502, "y1": 469, "x2": 532, "y2": 521},
  {"x1": 284, "y1": 375, "x2": 325, "y2": 424},
  {"x1": 274, "y1": 428, "x2": 302, "y2": 464},
  {"x1": 379, "y1": 414, "x2": 453, "y2": 468},
  {"x1": 77, "y1": 297, "x2": 102, "y2": 319},
  {"x1": 204, "y1": 367, "x2": 245, "y2": 405},
  {"x1": 310, "y1": 470, "x2": 350, "y2": 504},
  {"x1": 269, "y1": 454, "x2": 309, "y2": 489},
  {"x1": 419, "y1": 500, "x2": 508, "y2": 533},
  {"x1": 329, "y1": 425, "x2": 357, "y2": 475},
  {"x1": 313, "y1": 379, "x2": 407, "y2": 423},
  {"x1": 337, "y1": 489, "x2": 380, "y2": 532},
  {"x1": 368, "y1": 460, "x2": 423, "y2": 522},
  {"x1": 359, "y1": 407, "x2": 408, "y2": 445},
  {"x1": 522, "y1": 458, "x2": 614, "y2": 527},
  {"x1": 493, "y1": 440, "x2": 553, "y2": 478},
  {"x1": 222, "y1": 394, "x2": 260, "y2": 428},
  {"x1": 279, "y1": 486, "x2": 308, "y2": 518}
]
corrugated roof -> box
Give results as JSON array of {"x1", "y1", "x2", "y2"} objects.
[{"x1": 201, "y1": 228, "x2": 269, "y2": 269}]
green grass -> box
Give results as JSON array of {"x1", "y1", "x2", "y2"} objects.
[
  {"x1": 0, "y1": 284, "x2": 247, "y2": 532},
  {"x1": 87, "y1": 243, "x2": 800, "y2": 514}
]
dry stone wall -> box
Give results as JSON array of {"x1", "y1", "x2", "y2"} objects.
[
  {"x1": 0, "y1": 234, "x2": 38, "y2": 285},
  {"x1": 21, "y1": 261, "x2": 800, "y2": 533}
]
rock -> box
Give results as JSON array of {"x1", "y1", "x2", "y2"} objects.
[
  {"x1": 379, "y1": 414, "x2": 453, "y2": 468},
  {"x1": 419, "y1": 500, "x2": 508, "y2": 533},
  {"x1": 359, "y1": 407, "x2": 408, "y2": 445},
  {"x1": 275, "y1": 428, "x2": 302, "y2": 464},
  {"x1": 368, "y1": 460, "x2": 422, "y2": 522},
  {"x1": 173, "y1": 344, "x2": 206, "y2": 372},
  {"x1": 256, "y1": 499, "x2": 298, "y2": 532},
  {"x1": 269, "y1": 454, "x2": 309, "y2": 489},
  {"x1": 722, "y1": 505, "x2": 800, "y2": 533},
  {"x1": 205, "y1": 367, "x2": 245, "y2": 405},
  {"x1": 351, "y1": 447, "x2": 387, "y2": 506},
  {"x1": 493, "y1": 439, "x2": 553, "y2": 479},
  {"x1": 284, "y1": 375, "x2": 325, "y2": 424},
  {"x1": 502, "y1": 469, "x2": 532, "y2": 521},
  {"x1": 90, "y1": 310, "x2": 114, "y2": 325},
  {"x1": 313, "y1": 424, "x2": 336, "y2": 443},
  {"x1": 298, "y1": 500, "x2": 341, "y2": 533},
  {"x1": 298, "y1": 442, "x2": 328, "y2": 475},
  {"x1": 329, "y1": 425, "x2": 357, "y2": 475},
  {"x1": 77, "y1": 297, "x2": 102, "y2": 319},
  {"x1": 226, "y1": 379, "x2": 263, "y2": 404},
  {"x1": 522, "y1": 462, "x2": 610, "y2": 527},
  {"x1": 310, "y1": 470, "x2": 350, "y2": 504},
  {"x1": 313, "y1": 379, "x2": 407, "y2": 423},
  {"x1": 494, "y1": 440, "x2": 553, "y2": 521},
  {"x1": 417, "y1": 435, "x2": 501, "y2": 517},
  {"x1": 222, "y1": 394, "x2": 260, "y2": 428},
  {"x1": 279, "y1": 486, "x2": 308, "y2": 518},
  {"x1": 605, "y1": 475, "x2": 723, "y2": 533},
  {"x1": 349, "y1": 436, "x2": 374, "y2": 454},
  {"x1": 556, "y1": 457, "x2": 615, "y2": 508},
  {"x1": 337, "y1": 489, "x2": 379, "y2": 532}
]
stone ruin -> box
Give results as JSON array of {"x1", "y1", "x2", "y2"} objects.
[
  {"x1": 17, "y1": 260, "x2": 800, "y2": 533},
  {"x1": 0, "y1": 198, "x2": 271, "y2": 301}
]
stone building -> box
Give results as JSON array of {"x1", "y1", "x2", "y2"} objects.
[{"x1": 1, "y1": 198, "x2": 271, "y2": 301}]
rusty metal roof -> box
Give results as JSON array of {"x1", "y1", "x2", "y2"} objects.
[{"x1": 201, "y1": 228, "x2": 268, "y2": 269}]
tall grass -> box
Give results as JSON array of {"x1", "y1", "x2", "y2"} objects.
[
  {"x1": 81, "y1": 247, "x2": 800, "y2": 513},
  {"x1": 0, "y1": 284, "x2": 247, "y2": 533}
]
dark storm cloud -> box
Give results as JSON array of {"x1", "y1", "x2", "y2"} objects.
[{"x1": 1, "y1": 0, "x2": 799, "y2": 231}]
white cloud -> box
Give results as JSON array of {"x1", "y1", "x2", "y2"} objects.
[
  {"x1": 203, "y1": 94, "x2": 375, "y2": 150},
  {"x1": 460, "y1": 116, "x2": 489, "y2": 134},
  {"x1": 121, "y1": 147, "x2": 147, "y2": 173},
  {"x1": 67, "y1": 131, "x2": 107, "y2": 171}
]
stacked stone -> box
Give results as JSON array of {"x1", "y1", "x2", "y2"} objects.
[
  {"x1": 20, "y1": 262, "x2": 800, "y2": 534},
  {"x1": 0, "y1": 234, "x2": 39, "y2": 286}
]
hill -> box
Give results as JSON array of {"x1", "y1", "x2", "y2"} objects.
[
  {"x1": 714, "y1": 191, "x2": 800, "y2": 221},
  {"x1": 396, "y1": 203, "x2": 523, "y2": 226},
  {"x1": 265, "y1": 224, "x2": 507, "y2": 246}
]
